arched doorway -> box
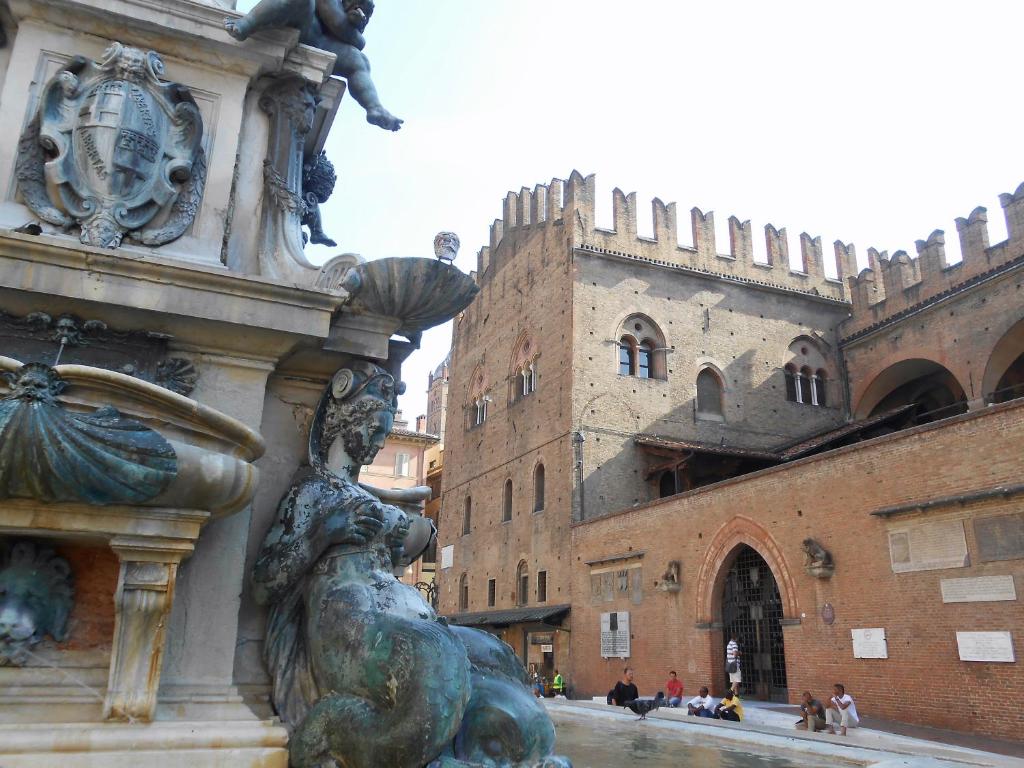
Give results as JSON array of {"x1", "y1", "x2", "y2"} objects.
[{"x1": 721, "y1": 545, "x2": 788, "y2": 701}]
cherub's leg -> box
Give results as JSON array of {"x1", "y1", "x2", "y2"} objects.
[
  {"x1": 332, "y1": 46, "x2": 403, "y2": 131},
  {"x1": 224, "y1": 0, "x2": 314, "y2": 41}
]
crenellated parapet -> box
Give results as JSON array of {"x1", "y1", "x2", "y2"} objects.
[
  {"x1": 477, "y1": 171, "x2": 847, "y2": 301},
  {"x1": 841, "y1": 182, "x2": 1024, "y2": 340}
]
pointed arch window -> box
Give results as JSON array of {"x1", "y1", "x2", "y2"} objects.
[
  {"x1": 502, "y1": 479, "x2": 513, "y2": 522},
  {"x1": 516, "y1": 560, "x2": 529, "y2": 606},
  {"x1": 784, "y1": 364, "x2": 798, "y2": 402},
  {"x1": 462, "y1": 496, "x2": 472, "y2": 535},
  {"x1": 459, "y1": 573, "x2": 469, "y2": 611},
  {"x1": 814, "y1": 369, "x2": 827, "y2": 406},
  {"x1": 618, "y1": 337, "x2": 635, "y2": 376},
  {"x1": 534, "y1": 464, "x2": 545, "y2": 512}
]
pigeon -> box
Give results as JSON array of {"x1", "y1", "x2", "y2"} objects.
[{"x1": 626, "y1": 692, "x2": 665, "y2": 720}]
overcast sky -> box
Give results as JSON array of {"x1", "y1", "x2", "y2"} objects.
[{"x1": 238, "y1": 0, "x2": 1023, "y2": 422}]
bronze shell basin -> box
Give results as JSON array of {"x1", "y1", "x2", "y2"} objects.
[
  {"x1": 340, "y1": 257, "x2": 479, "y2": 338},
  {"x1": 0, "y1": 355, "x2": 264, "y2": 516}
]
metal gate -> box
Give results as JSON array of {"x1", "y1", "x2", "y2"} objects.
[{"x1": 721, "y1": 545, "x2": 788, "y2": 701}]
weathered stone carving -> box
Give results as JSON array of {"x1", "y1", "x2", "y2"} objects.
[
  {"x1": 434, "y1": 231, "x2": 460, "y2": 262},
  {"x1": 253, "y1": 361, "x2": 569, "y2": 768},
  {"x1": 0, "y1": 310, "x2": 198, "y2": 396},
  {"x1": 225, "y1": 0, "x2": 402, "y2": 131},
  {"x1": 15, "y1": 43, "x2": 206, "y2": 248},
  {"x1": 0, "y1": 363, "x2": 177, "y2": 505},
  {"x1": 257, "y1": 76, "x2": 320, "y2": 281},
  {"x1": 301, "y1": 151, "x2": 337, "y2": 247},
  {"x1": 802, "y1": 538, "x2": 835, "y2": 579},
  {"x1": 656, "y1": 560, "x2": 682, "y2": 593},
  {"x1": 0, "y1": 540, "x2": 74, "y2": 666}
]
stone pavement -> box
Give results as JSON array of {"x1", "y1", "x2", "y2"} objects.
[{"x1": 547, "y1": 697, "x2": 1022, "y2": 767}]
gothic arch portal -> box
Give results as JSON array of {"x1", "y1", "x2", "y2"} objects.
[{"x1": 694, "y1": 516, "x2": 799, "y2": 625}]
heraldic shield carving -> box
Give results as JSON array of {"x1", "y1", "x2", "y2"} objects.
[{"x1": 15, "y1": 43, "x2": 206, "y2": 249}]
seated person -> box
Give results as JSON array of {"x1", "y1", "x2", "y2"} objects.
[
  {"x1": 686, "y1": 686, "x2": 715, "y2": 718},
  {"x1": 609, "y1": 667, "x2": 639, "y2": 706},
  {"x1": 796, "y1": 690, "x2": 826, "y2": 732},
  {"x1": 665, "y1": 670, "x2": 684, "y2": 707},
  {"x1": 825, "y1": 683, "x2": 859, "y2": 736},
  {"x1": 714, "y1": 690, "x2": 743, "y2": 722}
]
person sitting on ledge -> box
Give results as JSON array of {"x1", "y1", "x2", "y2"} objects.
[
  {"x1": 796, "y1": 690, "x2": 827, "y2": 732},
  {"x1": 825, "y1": 683, "x2": 859, "y2": 736},
  {"x1": 686, "y1": 686, "x2": 715, "y2": 718},
  {"x1": 607, "y1": 667, "x2": 639, "y2": 706},
  {"x1": 714, "y1": 689, "x2": 743, "y2": 722},
  {"x1": 665, "y1": 670, "x2": 684, "y2": 707}
]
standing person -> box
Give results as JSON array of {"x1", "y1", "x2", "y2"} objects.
[
  {"x1": 552, "y1": 669, "x2": 565, "y2": 697},
  {"x1": 825, "y1": 683, "x2": 859, "y2": 735},
  {"x1": 610, "y1": 667, "x2": 639, "y2": 706},
  {"x1": 714, "y1": 690, "x2": 744, "y2": 722},
  {"x1": 796, "y1": 691, "x2": 827, "y2": 732},
  {"x1": 726, "y1": 633, "x2": 742, "y2": 694},
  {"x1": 665, "y1": 670, "x2": 684, "y2": 707},
  {"x1": 686, "y1": 686, "x2": 716, "y2": 718}
]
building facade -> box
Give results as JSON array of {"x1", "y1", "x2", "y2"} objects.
[{"x1": 437, "y1": 171, "x2": 1024, "y2": 739}]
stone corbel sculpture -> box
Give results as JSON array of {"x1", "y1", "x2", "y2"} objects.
[
  {"x1": 0, "y1": 540, "x2": 74, "y2": 666},
  {"x1": 656, "y1": 560, "x2": 681, "y2": 593},
  {"x1": 15, "y1": 43, "x2": 206, "y2": 249},
  {"x1": 225, "y1": 0, "x2": 402, "y2": 131},
  {"x1": 253, "y1": 362, "x2": 569, "y2": 768},
  {"x1": 802, "y1": 538, "x2": 834, "y2": 579}
]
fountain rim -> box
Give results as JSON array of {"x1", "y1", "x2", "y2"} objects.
[{"x1": 0, "y1": 355, "x2": 265, "y2": 461}]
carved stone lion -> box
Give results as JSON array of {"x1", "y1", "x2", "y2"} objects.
[
  {"x1": 0, "y1": 540, "x2": 74, "y2": 666},
  {"x1": 802, "y1": 538, "x2": 834, "y2": 579}
]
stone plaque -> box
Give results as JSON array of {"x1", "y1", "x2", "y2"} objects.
[
  {"x1": 974, "y1": 514, "x2": 1024, "y2": 563},
  {"x1": 540, "y1": 644, "x2": 553, "y2": 653},
  {"x1": 940, "y1": 576, "x2": 1017, "y2": 603},
  {"x1": 956, "y1": 631, "x2": 1015, "y2": 662},
  {"x1": 851, "y1": 628, "x2": 888, "y2": 659},
  {"x1": 888, "y1": 520, "x2": 968, "y2": 573},
  {"x1": 600, "y1": 611, "x2": 630, "y2": 658},
  {"x1": 440, "y1": 544, "x2": 454, "y2": 570}
]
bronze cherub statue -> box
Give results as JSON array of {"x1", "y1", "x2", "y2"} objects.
[{"x1": 225, "y1": 0, "x2": 402, "y2": 131}]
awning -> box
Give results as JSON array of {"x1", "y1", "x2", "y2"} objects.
[{"x1": 444, "y1": 604, "x2": 571, "y2": 628}]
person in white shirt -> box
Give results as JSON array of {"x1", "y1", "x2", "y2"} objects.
[
  {"x1": 686, "y1": 686, "x2": 715, "y2": 718},
  {"x1": 825, "y1": 683, "x2": 859, "y2": 735},
  {"x1": 726, "y1": 634, "x2": 741, "y2": 694}
]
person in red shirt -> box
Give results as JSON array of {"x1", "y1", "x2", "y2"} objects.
[{"x1": 665, "y1": 670, "x2": 684, "y2": 707}]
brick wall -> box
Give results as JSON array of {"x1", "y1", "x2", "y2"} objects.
[
  {"x1": 569, "y1": 400, "x2": 1024, "y2": 740},
  {"x1": 437, "y1": 220, "x2": 576, "y2": 621}
]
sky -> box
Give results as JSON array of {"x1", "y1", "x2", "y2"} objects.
[{"x1": 238, "y1": 0, "x2": 1024, "y2": 422}]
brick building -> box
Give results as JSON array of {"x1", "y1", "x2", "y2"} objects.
[{"x1": 436, "y1": 172, "x2": 1024, "y2": 739}]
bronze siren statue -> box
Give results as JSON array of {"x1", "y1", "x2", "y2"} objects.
[
  {"x1": 253, "y1": 361, "x2": 570, "y2": 768},
  {"x1": 225, "y1": 0, "x2": 402, "y2": 131}
]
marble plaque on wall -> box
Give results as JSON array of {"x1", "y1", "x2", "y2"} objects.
[
  {"x1": 956, "y1": 631, "x2": 1015, "y2": 662},
  {"x1": 851, "y1": 628, "x2": 888, "y2": 659},
  {"x1": 941, "y1": 576, "x2": 1017, "y2": 603},
  {"x1": 888, "y1": 519, "x2": 969, "y2": 573},
  {"x1": 974, "y1": 514, "x2": 1024, "y2": 563},
  {"x1": 440, "y1": 544, "x2": 454, "y2": 570}
]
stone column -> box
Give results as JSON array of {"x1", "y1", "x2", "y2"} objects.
[{"x1": 104, "y1": 535, "x2": 194, "y2": 722}]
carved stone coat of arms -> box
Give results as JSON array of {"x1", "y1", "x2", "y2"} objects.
[{"x1": 16, "y1": 43, "x2": 206, "y2": 248}]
